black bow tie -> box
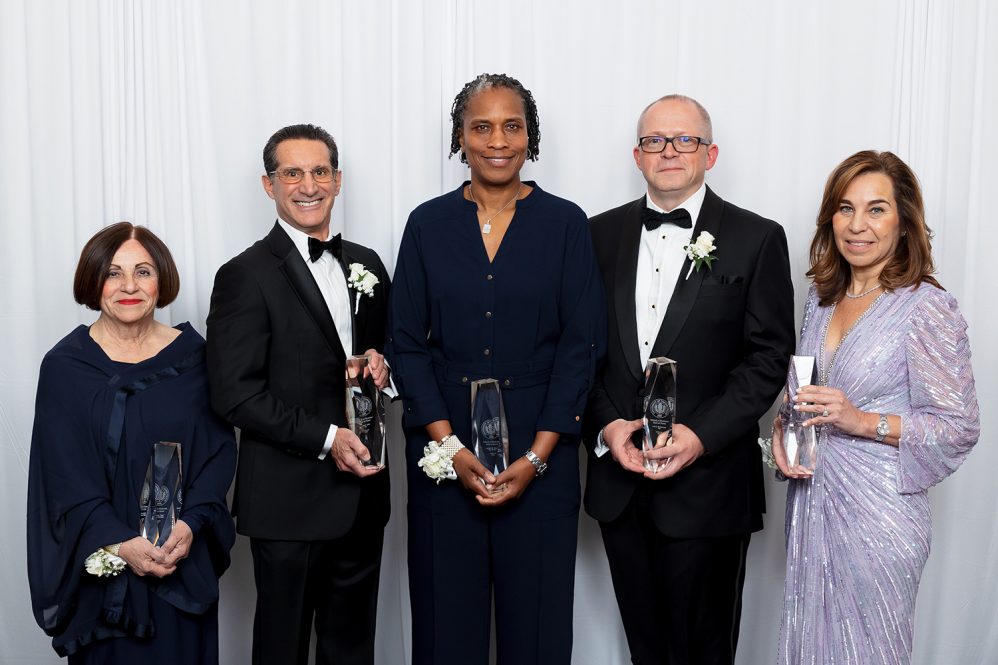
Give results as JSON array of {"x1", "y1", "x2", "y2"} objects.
[
  {"x1": 307, "y1": 234, "x2": 343, "y2": 262},
  {"x1": 642, "y1": 207, "x2": 692, "y2": 231}
]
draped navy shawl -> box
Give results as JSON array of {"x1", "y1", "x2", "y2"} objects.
[{"x1": 26, "y1": 323, "x2": 236, "y2": 656}]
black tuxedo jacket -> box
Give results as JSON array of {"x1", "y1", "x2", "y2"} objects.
[
  {"x1": 583, "y1": 187, "x2": 795, "y2": 538},
  {"x1": 206, "y1": 222, "x2": 391, "y2": 540}
]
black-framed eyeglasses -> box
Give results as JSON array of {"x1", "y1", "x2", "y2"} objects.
[
  {"x1": 637, "y1": 136, "x2": 710, "y2": 154},
  {"x1": 268, "y1": 166, "x2": 337, "y2": 184}
]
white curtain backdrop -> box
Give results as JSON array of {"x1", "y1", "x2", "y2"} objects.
[{"x1": 2, "y1": 1, "x2": 995, "y2": 663}]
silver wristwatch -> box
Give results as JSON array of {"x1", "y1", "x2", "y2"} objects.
[
  {"x1": 874, "y1": 414, "x2": 890, "y2": 442},
  {"x1": 525, "y1": 450, "x2": 548, "y2": 477}
]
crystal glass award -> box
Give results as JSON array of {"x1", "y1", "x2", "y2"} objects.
[
  {"x1": 138, "y1": 441, "x2": 183, "y2": 546},
  {"x1": 345, "y1": 355, "x2": 386, "y2": 468},
  {"x1": 471, "y1": 379, "x2": 509, "y2": 482},
  {"x1": 642, "y1": 357, "x2": 677, "y2": 472},
  {"x1": 782, "y1": 355, "x2": 818, "y2": 472}
]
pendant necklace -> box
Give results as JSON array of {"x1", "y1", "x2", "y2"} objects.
[
  {"x1": 844, "y1": 283, "x2": 882, "y2": 299},
  {"x1": 469, "y1": 185, "x2": 522, "y2": 235}
]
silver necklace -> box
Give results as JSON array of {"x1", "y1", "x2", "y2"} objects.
[
  {"x1": 468, "y1": 185, "x2": 521, "y2": 235},
  {"x1": 844, "y1": 283, "x2": 882, "y2": 299},
  {"x1": 818, "y1": 291, "x2": 887, "y2": 386}
]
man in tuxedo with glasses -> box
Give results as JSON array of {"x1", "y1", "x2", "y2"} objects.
[
  {"x1": 207, "y1": 124, "x2": 391, "y2": 665},
  {"x1": 584, "y1": 96, "x2": 795, "y2": 664}
]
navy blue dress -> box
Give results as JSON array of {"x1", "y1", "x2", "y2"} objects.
[
  {"x1": 26, "y1": 324, "x2": 236, "y2": 663},
  {"x1": 389, "y1": 182, "x2": 605, "y2": 665}
]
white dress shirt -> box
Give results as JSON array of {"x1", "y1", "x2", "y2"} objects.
[
  {"x1": 634, "y1": 183, "x2": 705, "y2": 368},
  {"x1": 595, "y1": 184, "x2": 706, "y2": 458}
]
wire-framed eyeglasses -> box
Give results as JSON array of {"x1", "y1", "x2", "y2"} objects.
[{"x1": 268, "y1": 166, "x2": 337, "y2": 184}]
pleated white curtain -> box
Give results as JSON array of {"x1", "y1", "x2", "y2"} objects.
[{"x1": 1, "y1": 1, "x2": 995, "y2": 663}]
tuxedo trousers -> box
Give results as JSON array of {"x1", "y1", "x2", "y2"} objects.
[
  {"x1": 249, "y1": 517, "x2": 385, "y2": 665},
  {"x1": 599, "y1": 481, "x2": 750, "y2": 665}
]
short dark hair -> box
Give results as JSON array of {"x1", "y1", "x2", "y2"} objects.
[
  {"x1": 807, "y1": 150, "x2": 940, "y2": 305},
  {"x1": 449, "y1": 73, "x2": 540, "y2": 163},
  {"x1": 73, "y1": 222, "x2": 180, "y2": 310},
  {"x1": 263, "y1": 124, "x2": 339, "y2": 174}
]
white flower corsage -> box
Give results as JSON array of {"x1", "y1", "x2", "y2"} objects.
[
  {"x1": 418, "y1": 441, "x2": 457, "y2": 483},
  {"x1": 84, "y1": 548, "x2": 127, "y2": 577},
  {"x1": 683, "y1": 231, "x2": 717, "y2": 279},
  {"x1": 757, "y1": 437, "x2": 778, "y2": 470},
  {"x1": 347, "y1": 263, "x2": 380, "y2": 314}
]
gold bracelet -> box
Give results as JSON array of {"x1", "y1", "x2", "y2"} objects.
[{"x1": 103, "y1": 542, "x2": 122, "y2": 557}]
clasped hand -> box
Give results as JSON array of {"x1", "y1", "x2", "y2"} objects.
[
  {"x1": 452, "y1": 448, "x2": 536, "y2": 507},
  {"x1": 605, "y1": 419, "x2": 704, "y2": 479},
  {"x1": 117, "y1": 519, "x2": 193, "y2": 577}
]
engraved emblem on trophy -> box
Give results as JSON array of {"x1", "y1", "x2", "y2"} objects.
[
  {"x1": 345, "y1": 355, "x2": 386, "y2": 468},
  {"x1": 138, "y1": 441, "x2": 183, "y2": 546},
  {"x1": 471, "y1": 378, "x2": 509, "y2": 491},
  {"x1": 642, "y1": 357, "x2": 677, "y2": 473},
  {"x1": 782, "y1": 355, "x2": 818, "y2": 473}
]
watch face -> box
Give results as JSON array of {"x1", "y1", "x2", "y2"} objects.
[{"x1": 877, "y1": 417, "x2": 889, "y2": 436}]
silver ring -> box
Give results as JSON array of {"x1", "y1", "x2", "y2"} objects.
[{"x1": 822, "y1": 409, "x2": 829, "y2": 417}]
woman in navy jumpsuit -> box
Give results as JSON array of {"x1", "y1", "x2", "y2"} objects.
[{"x1": 389, "y1": 73, "x2": 605, "y2": 665}]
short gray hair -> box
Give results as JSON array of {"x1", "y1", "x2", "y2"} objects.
[{"x1": 636, "y1": 94, "x2": 713, "y2": 143}]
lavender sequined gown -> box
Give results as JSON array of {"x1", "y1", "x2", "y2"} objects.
[{"x1": 778, "y1": 284, "x2": 979, "y2": 665}]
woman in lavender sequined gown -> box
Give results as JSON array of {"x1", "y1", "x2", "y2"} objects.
[{"x1": 770, "y1": 151, "x2": 980, "y2": 665}]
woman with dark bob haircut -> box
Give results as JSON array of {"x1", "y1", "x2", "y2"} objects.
[
  {"x1": 768, "y1": 152, "x2": 979, "y2": 664},
  {"x1": 27, "y1": 222, "x2": 236, "y2": 663},
  {"x1": 389, "y1": 74, "x2": 605, "y2": 664}
]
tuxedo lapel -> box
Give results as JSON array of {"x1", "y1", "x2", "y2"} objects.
[
  {"x1": 338, "y1": 249, "x2": 360, "y2": 355},
  {"x1": 265, "y1": 223, "x2": 347, "y2": 360},
  {"x1": 652, "y1": 186, "x2": 724, "y2": 356},
  {"x1": 615, "y1": 198, "x2": 645, "y2": 381}
]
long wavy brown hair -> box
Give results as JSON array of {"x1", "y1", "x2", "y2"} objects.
[{"x1": 807, "y1": 150, "x2": 941, "y2": 305}]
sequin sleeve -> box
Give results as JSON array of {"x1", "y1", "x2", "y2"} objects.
[
  {"x1": 798, "y1": 284, "x2": 818, "y2": 344},
  {"x1": 897, "y1": 287, "x2": 980, "y2": 493}
]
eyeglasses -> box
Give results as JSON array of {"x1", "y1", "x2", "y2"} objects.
[
  {"x1": 637, "y1": 136, "x2": 710, "y2": 154},
  {"x1": 268, "y1": 166, "x2": 337, "y2": 184}
]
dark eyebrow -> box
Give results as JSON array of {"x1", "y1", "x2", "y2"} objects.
[
  {"x1": 867, "y1": 199, "x2": 892, "y2": 206},
  {"x1": 467, "y1": 116, "x2": 525, "y2": 124}
]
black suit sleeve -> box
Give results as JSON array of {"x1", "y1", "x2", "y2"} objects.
[
  {"x1": 582, "y1": 215, "x2": 627, "y2": 454},
  {"x1": 206, "y1": 260, "x2": 329, "y2": 458},
  {"x1": 582, "y1": 362, "x2": 622, "y2": 454},
  {"x1": 686, "y1": 223, "x2": 795, "y2": 454}
]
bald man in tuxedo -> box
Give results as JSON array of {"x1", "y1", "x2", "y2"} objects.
[{"x1": 584, "y1": 95, "x2": 795, "y2": 665}]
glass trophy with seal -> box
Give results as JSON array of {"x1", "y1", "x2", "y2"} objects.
[
  {"x1": 471, "y1": 378, "x2": 509, "y2": 491},
  {"x1": 642, "y1": 357, "x2": 677, "y2": 473},
  {"x1": 138, "y1": 441, "x2": 183, "y2": 546},
  {"x1": 782, "y1": 355, "x2": 818, "y2": 473},
  {"x1": 345, "y1": 355, "x2": 386, "y2": 468}
]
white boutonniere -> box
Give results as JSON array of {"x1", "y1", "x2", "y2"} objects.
[
  {"x1": 417, "y1": 440, "x2": 458, "y2": 483},
  {"x1": 84, "y1": 548, "x2": 127, "y2": 577},
  {"x1": 682, "y1": 231, "x2": 717, "y2": 279},
  {"x1": 347, "y1": 263, "x2": 380, "y2": 314}
]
